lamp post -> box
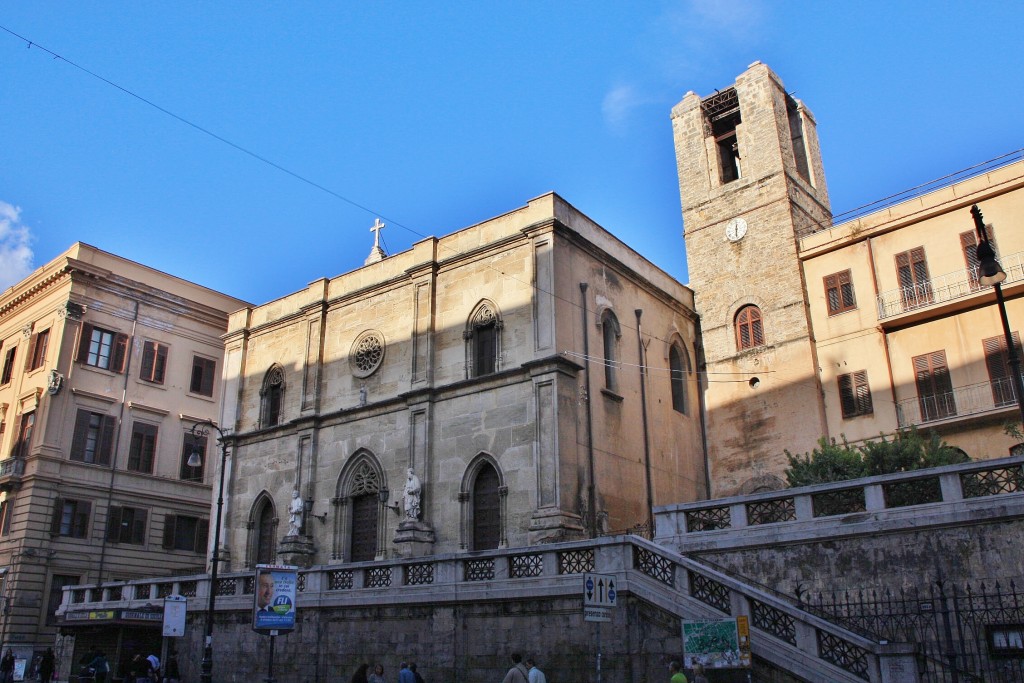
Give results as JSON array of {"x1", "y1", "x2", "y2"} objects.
[
  {"x1": 971, "y1": 204, "x2": 1024, "y2": 426},
  {"x1": 188, "y1": 420, "x2": 230, "y2": 683}
]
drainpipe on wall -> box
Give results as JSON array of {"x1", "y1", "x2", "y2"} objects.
[
  {"x1": 635, "y1": 310, "x2": 655, "y2": 536},
  {"x1": 96, "y1": 300, "x2": 139, "y2": 586},
  {"x1": 580, "y1": 283, "x2": 597, "y2": 538}
]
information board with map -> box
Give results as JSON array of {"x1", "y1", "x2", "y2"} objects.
[{"x1": 682, "y1": 617, "x2": 751, "y2": 669}]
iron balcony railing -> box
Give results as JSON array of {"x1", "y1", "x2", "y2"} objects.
[
  {"x1": 876, "y1": 251, "x2": 1024, "y2": 320},
  {"x1": 895, "y1": 376, "x2": 1024, "y2": 428}
]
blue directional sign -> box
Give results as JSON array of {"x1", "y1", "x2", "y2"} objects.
[{"x1": 583, "y1": 573, "x2": 618, "y2": 607}]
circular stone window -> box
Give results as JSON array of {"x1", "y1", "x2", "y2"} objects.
[{"x1": 350, "y1": 330, "x2": 385, "y2": 378}]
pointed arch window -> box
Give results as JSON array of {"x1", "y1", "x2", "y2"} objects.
[
  {"x1": 466, "y1": 302, "x2": 502, "y2": 378},
  {"x1": 472, "y1": 463, "x2": 501, "y2": 551},
  {"x1": 260, "y1": 366, "x2": 284, "y2": 428},
  {"x1": 348, "y1": 461, "x2": 382, "y2": 562},
  {"x1": 735, "y1": 305, "x2": 764, "y2": 351},
  {"x1": 601, "y1": 310, "x2": 621, "y2": 391},
  {"x1": 255, "y1": 500, "x2": 276, "y2": 565},
  {"x1": 669, "y1": 344, "x2": 690, "y2": 414}
]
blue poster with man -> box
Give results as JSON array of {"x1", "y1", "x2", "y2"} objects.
[{"x1": 252, "y1": 564, "x2": 298, "y2": 633}]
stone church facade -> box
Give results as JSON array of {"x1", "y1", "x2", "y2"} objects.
[{"x1": 217, "y1": 192, "x2": 704, "y2": 568}]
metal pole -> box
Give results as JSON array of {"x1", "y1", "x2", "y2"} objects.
[
  {"x1": 635, "y1": 310, "x2": 654, "y2": 538},
  {"x1": 196, "y1": 421, "x2": 228, "y2": 683},
  {"x1": 971, "y1": 205, "x2": 1024, "y2": 426},
  {"x1": 264, "y1": 632, "x2": 277, "y2": 683},
  {"x1": 596, "y1": 621, "x2": 602, "y2": 683}
]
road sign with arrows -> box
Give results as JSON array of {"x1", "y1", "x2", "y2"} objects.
[{"x1": 584, "y1": 573, "x2": 618, "y2": 607}]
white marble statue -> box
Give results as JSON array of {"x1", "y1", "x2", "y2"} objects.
[{"x1": 403, "y1": 468, "x2": 422, "y2": 521}]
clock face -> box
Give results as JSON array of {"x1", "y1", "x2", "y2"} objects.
[{"x1": 726, "y1": 217, "x2": 748, "y2": 242}]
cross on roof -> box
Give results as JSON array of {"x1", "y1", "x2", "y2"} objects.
[{"x1": 370, "y1": 218, "x2": 385, "y2": 249}]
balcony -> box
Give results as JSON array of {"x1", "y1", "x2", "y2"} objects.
[
  {"x1": 876, "y1": 251, "x2": 1024, "y2": 320},
  {"x1": 0, "y1": 458, "x2": 25, "y2": 492},
  {"x1": 895, "y1": 376, "x2": 1022, "y2": 428}
]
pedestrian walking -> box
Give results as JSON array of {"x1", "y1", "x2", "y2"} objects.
[
  {"x1": 668, "y1": 659, "x2": 688, "y2": 683},
  {"x1": 87, "y1": 651, "x2": 109, "y2": 683},
  {"x1": 525, "y1": 657, "x2": 546, "y2": 683},
  {"x1": 0, "y1": 650, "x2": 13, "y2": 683},
  {"x1": 410, "y1": 662, "x2": 425, "y2": 683},
  {"x1": 367, "y1": 663, "x2": 385, "y2": 683},
  {"x1": 690, "y1": 662, "x2": 708, "y2": 683},
  {"x1": 501, "y1": 653, "x2": 529, "y2": 683},
  {"x1": 398, "y1": 661, "x2": 415, "y2": 683},
  {"x1": 38, "y1": 647, "x2": 55, "y2": 683}
]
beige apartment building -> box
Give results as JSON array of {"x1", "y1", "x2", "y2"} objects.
[
  {"x1": 215, "y1": 193, "x2": 705, "y2": 570},
  {"x1": 0, "y1": 243, "x2": 246, "y2": 670},
  {"x1": 674, "y1": 62, "x2": 1024, "y2": 496}
]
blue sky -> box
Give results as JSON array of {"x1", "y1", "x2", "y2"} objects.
[{"x1": 2, "y1": 2, "x2": 1021, "y2": 304}]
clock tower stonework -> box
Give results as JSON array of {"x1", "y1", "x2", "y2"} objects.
[{"x1": 672, "y1": 62, "x2": 833, "y2": 496}]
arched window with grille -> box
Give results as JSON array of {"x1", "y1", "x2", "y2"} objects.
[
  {"x1": 248, "y1": 494, "x2": 277, "y2": 568},
  {"x1": 465, "y1": 301, "x2": 503, "y2": 378},
  {"x1": 669, "y1": 343, "x2": 690, "y2": 414},
  {"x1": 735, "y1": 305, "x2": 765, "y2": 351},
  {"x1": 260, "y1": 365, "x2": 285, "y2": 428}
]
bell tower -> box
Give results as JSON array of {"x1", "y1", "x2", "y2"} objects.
[{"x1": 672, "y1": 62, "x2": 832, "y2": 496}]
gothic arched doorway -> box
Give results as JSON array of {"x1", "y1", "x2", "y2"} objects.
[
  {"x1": 472, "y1": 463, "x2": 501, "y2": 550},
  {"x1": 349, "y1": 490, "x2": 379, "y2": 562}
]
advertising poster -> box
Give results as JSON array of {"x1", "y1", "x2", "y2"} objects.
[
  {"x1": 252, "y1": 564, "x2": 298, "y2": 633},
  {"x1": 682, "y1": 618, "x2": 750, "y2": 669}
]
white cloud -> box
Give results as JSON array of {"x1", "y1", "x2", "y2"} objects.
[
  {"x1": 602, "y1": 84, "x2": 642, "y2": 130},
  {"x1": 0, "y1": 201, "x2": 35, "y2": 291}
]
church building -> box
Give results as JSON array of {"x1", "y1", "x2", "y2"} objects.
[{"x1": 215, "y1": 192, "x2": 704, "y2": 567}]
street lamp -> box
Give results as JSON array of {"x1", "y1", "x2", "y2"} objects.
[
  {"x1": 188, "y1": 420, "x2": 230, "y2": 683},
  {"x1": 971, "y1": 204, "x2": 1024, "y2": 426}
]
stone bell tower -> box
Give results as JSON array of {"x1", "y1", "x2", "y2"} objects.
[{"x1": 672, "y1": 62, "x2": 833, "y2": 496}]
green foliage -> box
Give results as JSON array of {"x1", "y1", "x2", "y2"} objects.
[{"x1": 783, "y1": 427, "x2": 968, "y2": 487}]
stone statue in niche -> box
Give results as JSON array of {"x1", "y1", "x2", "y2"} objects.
[
  {"x1": 403, "y1": 468, "x2": 422, "y2": 521},
  {"x1": 286, "y1": 489, "x2": 304, "y2": 536}
]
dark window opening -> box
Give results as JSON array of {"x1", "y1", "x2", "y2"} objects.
[
  {"x1": 824, "y1": 270, "x2": 857, "y2": 315},
  {"x1": 105, "y1": 505, "x2": 147, "y2": 545},
  {"x1": 70, "y1": 410, "x2": 115, "y2": 465},
  {"x1": 190, "y1": 356, "x2": 216, "y2": 397},
  {"x1": 0, "y1": 347, "x2": 15, "y2": 385},
  {"x1": 349, "y1": 494, "x2": 379, "y2": 562},
  {"x1": 712, "y1": 111, "x2": 742, "y2": 184},
  {"x1": 12, "y1": 411, "x2": 35, "y2": 459},
  {"x1": 735, "y1": 305, "x2": 765, "y2": 351},
  {"x1": 51, "y1": 498, "x2": 91, "y2": 538},
  {"x1": 983, "y1": 332, "x2": 1022, "y2": 408},
  {"x1": 670, "y1": 344, "x2": 689, "y2": 414},
  {"x1": 27, "y1": 329, "x2": 49, "y2": 371},
  {"x1": 913, "y1": 351, "x2": 956, "y2": 421},
  {"x1": 787, "y1": 95, "x2": 811, "y2": 181},
  {"x1": 256, "y1": 502, "x2": 275, "y2": 565},
  {"x1": 162, "y1": 514, "x2": 209, "y2": 553},
  {"x1": 180, "y1": 433, "x2": 206, "y2": 482},
  {"x1": 261, "y1": 366, "x2": 284, "y2": 427},
  {"x1": 47, "y1": 575, "x2": 79, "y2": 625},
  {"x1": 602, "y1": 311, "x2": 621, "y2": 391},
  {"x1": 128, "y1": 422, "x2": 158, "y2": 474},
  {"x1": 77, "y1": 324, "x2": 128, "y2": 372},
  {"x1": 896, "y1": 247, "x2": 933, "y2": 309},
  {"x1": 140, "y1": 341, "x2": 168, "y2": 384},
  {"x1": 472, "y1": 463, "x2": 501, "y2": 551},
  {"x1": 838, "y1": 370, "x2": 873, "y2": 418}
]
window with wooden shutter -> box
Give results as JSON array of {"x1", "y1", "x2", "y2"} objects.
[
  {"x1": 12, "y1": 412, "x2": 35, "y2": 459},
  {"x1": 70, "y1": 410, "x2": 116, "y2": 465},
  {"x1": 961, "y1": 228, "x2": 998, "y2": 292},
  {"x1": 983, "y1": 332, "x2": 1022, "y2": 407},
  {"x1": 838, "y1": 370, "x2": 873, "y2": 418},
  {"x1": 106, "y1": 505, "x2": 146, "y2": 545},
  {"x1": 0, "y1": 347, "x2": 15, "y2": 385},
  {"x1": 824, "y1": 270, "x2": 857, "y2": 315},
  {"x1": 735, "y1": 305, "x2": 765, "y2": 351},
  {"x1": 26, "y1": 329, "x2": 49, "y2": 371},
  {"x1": 913, "y1": 351, "x2": 956, "y2": 421},
  {"x1": 78, "y1": 324, "x2": 128, "y2": 373},
  {"x1": 53, "y1": 498, "x2": 91, "y2": 538},
  {"x1": 180, "y1": 433, "x2": 206, "y2": 481},
  {"x1": 0, "y1": 500, "x2": 10, "y2": 536},
  {"x1": 896, "y1": 247, "x2": 933, "y2": 309},
  {"x1": 140, "y1": 341, "x2": 168, "y2": 384},
  {"x1": 128, "y1": 422, "x2": 158, "y2": 473},
  {"x1": 163, "y1": 514, "x2": 208, "y2": 552}
]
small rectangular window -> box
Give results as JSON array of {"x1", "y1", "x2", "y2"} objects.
[
  {"x1": 11, "y1": 412, "x2": 35, "y2": 459},
  {"x1": 190, "y1": 356, "x2": 216, "y2": 397},
  {"x1": 896, "y1": 247, "x2": 932, "y2": 309},
  {"x1": 824, "y1": 270, "x2": 857, "y2": 315},
  {"x1": 838, "y1": 370, "x2": 873, "y2": 418},
  {"x1": 105, "y1": 505, "x2": 147, "y2": 545},
  {"x1": 180, "y1": 433, "x2": 206, "y2": 482},
  {"x1": 913, "y1": 351, "x2": 956, "y2": 421},
  {"x1": 77, "y1": 324, "x2": 129, "y2": 372},
  {"x1": 162, "y1": 514, "x2": 209, "y2": 553},
  {"x1": 70, "y1": 410, "x2": 116, "y2": 465},
  {"x1": 27, "y1": 329, "x2": 50, "y2": 371},
  {"x1": 140, "y1": 341, "x2": 168, "y2": 384},
  {"x1": 1, "y1": 347, "x2": 16, "y2": 385},
  {"x1": 127, "y1": 422, "x2": 158, "y2": 474},
  {"x1": 51, "y1": 497, "x2": 91, "y2": 538},
  {"x1": 983, "y1": 332, "x2": 1022, "y2": 408},
  {"x1": 0, "y1": 500, "x2": 11, "y2": 536}
]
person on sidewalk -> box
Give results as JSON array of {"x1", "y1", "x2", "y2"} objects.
[
  {"x1": 501, "y1": 653, "x2": 529, "y2": 683},
  {"x1": 525, "y1": 657, "x2": 547, "y2": 683},
  {"x1": 669, "y1": 660, "x2": 688, "y2": 683}
]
